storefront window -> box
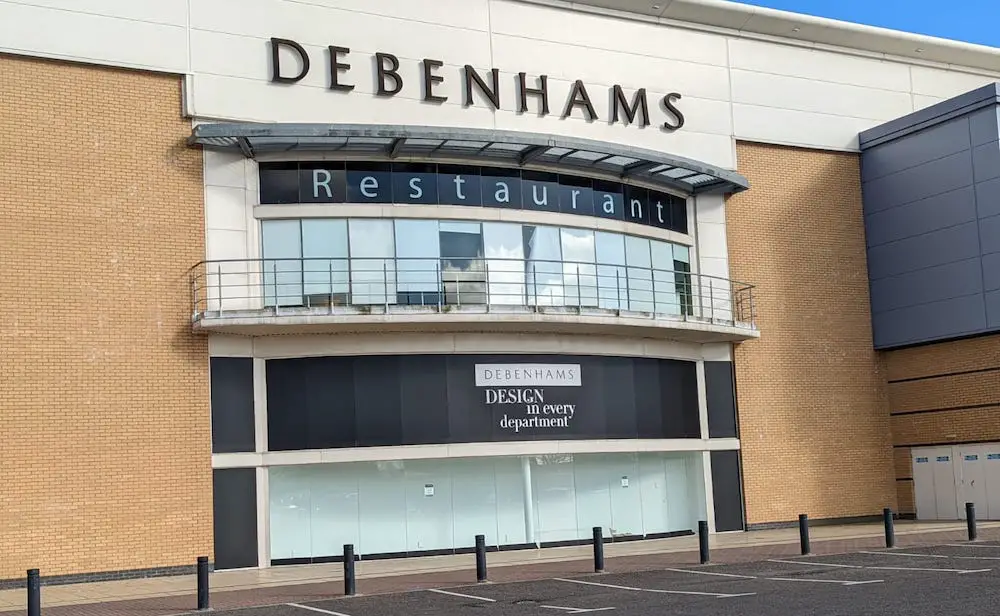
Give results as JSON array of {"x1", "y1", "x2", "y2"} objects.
[
  {"x1": 259, "y1": 218, "x2": 693, "y2": 317},
  {"x1": 267, "y1": 451, "x2": 704, "y2": 562}
]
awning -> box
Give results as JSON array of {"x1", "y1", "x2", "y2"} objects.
[{"x1": 188, "y1": 123, "x2": 749, "y2": 196}]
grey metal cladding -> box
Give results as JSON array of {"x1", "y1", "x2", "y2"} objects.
[
  {"x1": 872, "y1": 294, "x2": 987, "y2": 348},
  {"x1": 977, "y1": 176, "x2": 1000, "y2": 218},
  {"x1": 980, "y1": 214, "x2": 1000, "y2": 255},
  {"x1": 866, "y1": 222, "x2": 981, "y2": 280},
  {"x1": 970, "y1": 107, "x2": 1000, "y2": 146},
  {"x1": 869, "y1": 258, "x2": 983, "y2": 314},
  {"x1": 983, "y1": 252, "x2": 1000, "y2": 292},
  {"x1": 864, "y1": 186, "x2": 977, "y2": 248},
  {"x1": 860, "y1": 119, "x2": 970, "y2": 183},
  {"x1": 862, "y1": 150, "x2": 974, "y2": 214},
  {"x1": 973, "y1": 141, "x2": 1000, "y2": 182},
  {"x1": 987, "y1": 289, "x2": 1000, "y2": 327},
  {"x1": 860, "y1": 85, "x2": 1000, "y2": 349}
]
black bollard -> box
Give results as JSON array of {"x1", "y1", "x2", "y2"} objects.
[
  {"x1": 966, "y1": 502, "x2": 978, "y2": 541},
  {"x1": 475, "y1": 535, "x2": 488, "y2": 583},
  {"x1": 344, "y1": 544, "x2": 356, "y2": 596},
  {"x1": 196, "y1": 556, "x2": 210, "y2": 610},
  {"x1": 698, "y1": 520, "x2": 710, "y2": 564},
  {"x1": 883, "y1": 508, "x2": 895, "y2": 548},
  {"x1": 26, "y1": 569, "x2": 40, "y2": 616},
  {"x1": 592, "y1": 526, "x2": 605, "y2": 573},
  {"x1": 798, "y1": 514, "x2": 811, "y2": 555}
]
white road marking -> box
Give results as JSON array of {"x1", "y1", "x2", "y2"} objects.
[
  {"x1": 860, "y1": 551, "x2": 1000, "y2": 560},
  {"x1": 866, "y1": 566, "x2": 992, "y2": 574},
  {"x1": 768, "y1": 557, "x2": 990, "y2": 574},
  {"x1": 553, "y1": 577, "x2": 755, "y2": 598},
  {"x1": 287, "y1": 604, "x2": 353, "y2": 616},
  {"x1": 661, "y1": 568, "x2": 756, "y2": 579},
  {"x1": 764, "y1": 577, "x2": 883, "y2": 586},
  {"x1": 540, "y1": 605, "x2": 616, "y2": 613},
  {"x1": 768, "y1": 559, "x2": 862, "y2": 569},
  {"x1": 426, "y1": 588, "x2": 497, "y2": 602}
]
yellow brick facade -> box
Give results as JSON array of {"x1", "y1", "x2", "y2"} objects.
[
  {"x1": 726, "y1": 142, "x2": 896, "y2": 526},
  {"x1": 0, "y1": 55, "x2": 210, "y2": 579},
  {"x1": 883, "y1": 334, "x2": 1000, "y2": 515}
]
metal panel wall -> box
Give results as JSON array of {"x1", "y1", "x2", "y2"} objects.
[{"x1": 860, "y1": 84, "x2": 1000, "y2": 349}]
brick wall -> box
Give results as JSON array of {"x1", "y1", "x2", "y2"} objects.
[
  {"x1": 0, "y1": 54, "x2": 210, "y2": 579},
  {"x1": 726, "y1": 142, "x2": 896, "y2": 526},
  {"x1": 883, "y1": 334, "x2": 1000, "y2": 515}
]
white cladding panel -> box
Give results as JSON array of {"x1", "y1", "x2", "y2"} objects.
[{"x1": 2, "y1": 0, "x2": 1000, "y2": 160}]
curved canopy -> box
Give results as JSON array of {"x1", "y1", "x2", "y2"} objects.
[{"x1": 189, "y1": 123, "x2": 749, "y2": 196}]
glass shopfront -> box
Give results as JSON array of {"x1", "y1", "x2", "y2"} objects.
[
  {"x1": 260, "y1": 218, "x2": 693, "y2": 314},
  {"x1": 268, "y1": 451, "x2": 705, "y2": 562}
]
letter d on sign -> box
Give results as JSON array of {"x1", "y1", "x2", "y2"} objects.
[{"x1": 270, "y1": 37, "x2": 310, "y2": 84}]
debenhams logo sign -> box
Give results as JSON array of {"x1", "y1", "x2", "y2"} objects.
[{"x1": 269, "y1": 38, "x2": 686, "y2": 132}]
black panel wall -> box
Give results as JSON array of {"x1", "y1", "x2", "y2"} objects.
[
  {"x1": 705, "y1": 361, "x2": 738, "y2": 439},
  {"x1": 212, "y1": 468, "x2": 258, "y2": 570},
  {"x1": 210, "y1": 357, "x2": 255, "y2": 453},
  {"x1": 710, "y1": 450, "x2": 745, "y2": 532},
  {"x1": 266, "y1": 354, "x2": 700, "y2": 450}
]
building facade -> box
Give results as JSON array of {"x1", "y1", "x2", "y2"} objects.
[{"x1": 1, "y1": 0, "x2": 998, "y2": 583}]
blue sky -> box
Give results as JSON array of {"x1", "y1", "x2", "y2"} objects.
[{"x1": 733, "y1": 0, "x2": 1000, "y2": 48}]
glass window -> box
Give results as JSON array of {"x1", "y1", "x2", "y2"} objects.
[
  {"x1": 650, "y1": 240, "x2": 679, "y2": 316},
  {"x1": 302, "y1": 219, "x2": 349, "y2": 307},
  {"x1": 348, "y1": 220, "x2": 396, "y2": 305},
  {"x1": 439, "y1": 222, "x2": 485, "y2": 305},
  {"x1": 261, "y1": 220, "x2": 302, "y2": 307},
  {"x1": 595, "y1": 232, "x2": 626, "y2": 310},
  {"x1": 482, "y1": 223, "x2": 525, "y2": 306},
  {"x1": 394, "y1": 220, "x2": 441, "y2": 306},
  {"x1": 523, "y1": 226, "x2": 563, "y2": 306},
  {"x1": 625, "y1": 236, "x2": 653, "y2": 312},
  {"x1": 672, "y1": 245, "x2": 693, "y2": 316},
  {"x1": 560, "y1": 228, "x2": 597, "y2": 308}
]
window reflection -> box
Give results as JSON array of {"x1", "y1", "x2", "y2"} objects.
[
  {"x1": 483, "y1": 223, "x2": 525, "y2": 305},
  {"x1": 560, "y1": 228, "x2": 597, "y2": 307},
  {"x1": 524, "y1": 226, "x2": 563, "y2": 307},
  {"x1": 260, "y1": 218, "x2": 697, "y2": 317},
  {"x1": 439, "y1": 222, "x2": 485, "y2": 305},
  {"x1": 395, "y1": 220, "x2": 440, "y2": 306},
  {"x1": 348, "y1": 220, "x2": 396, "y2": 305}
]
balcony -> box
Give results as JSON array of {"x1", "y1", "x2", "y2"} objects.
[{"x1": 190, "y1": 258, "x2": 758, "y2": 342}]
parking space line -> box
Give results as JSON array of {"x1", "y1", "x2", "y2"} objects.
[
  {"x1": 860, "y1": 551, "x2": 1000, "y2": 560},
  {"x1": 426, "y1": 588, "x2": 497, "y2": 602},
  {"x1": 866, "y1": 566, "x2": 992, "y2": 574},
  {"x1": 287, "y1": 603, "x2": 353, "y2": 616},
  {"x1": 763, "y1": 577, "x2": 883, "y2": 586},
  {"x1": 661, "y1": 568, "x2": 756, "y2": 579},
  {"x1": 553, "y1": 577, "x2": 755, "y2": 598},
  {"x1": 540, "y1": 605, "x2": 616, "y2": 613},
  {"x1": 770, "y1": 558, "x2": 990, "y2": 574},
  {"x1": 768, "y1": 559, "x2": 862, "y2": 569}
]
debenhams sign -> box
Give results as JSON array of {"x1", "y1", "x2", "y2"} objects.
[{"x1": 269, "y1": 38, "x2": 686, "y2": 131}]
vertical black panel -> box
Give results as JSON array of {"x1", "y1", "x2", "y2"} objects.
[
  {"x1": 213, "y1": 468, "x2": 258, "y2": 570},
  {"x1": 658, "y1": 360, "x2": 700, "y2": 438},
  {"x1": 210, "y1": 357, "x2": 256, "y2": 453},
  {"x1": 446, "y1": 355, "x2": 493, "y2": 443},
  {"x1": 630, "y1": 358, "x2": 661, "y2": 439},
  {"x1": 706, "y1": 361, "x2": 738, "y2": 439},
  {"x1": 602, "y1": 357, "x2": 638, "y2": 438},
  {"x1": 399, "y1": 355, "x2": 450, "y2": 444},
  {"x1": 307, "y1": 357, "x2": 357, "y2": 449},
  {"x1": 710, "y1": 450, "x2": 745, "y2": 532},
  {"x1": 354, "y1": 356, "x2": 403, "y2": 446}
]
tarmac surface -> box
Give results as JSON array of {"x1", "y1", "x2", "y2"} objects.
[{"x1": 201, "y1": 540, "x2": 1000, "y2": 616}]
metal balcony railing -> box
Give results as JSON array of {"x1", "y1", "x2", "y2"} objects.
[{"x1": 190, "y1": 257, "x2": 756, "y2": 330}]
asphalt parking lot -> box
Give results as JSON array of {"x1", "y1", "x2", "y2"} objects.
[{"x1": 196, "y1": 541, "x2": 1000, "y2": 616}]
